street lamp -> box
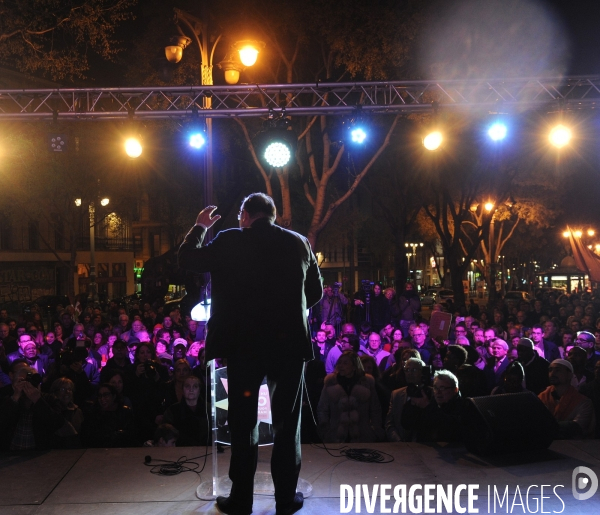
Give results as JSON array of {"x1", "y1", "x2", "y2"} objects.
[
  {"x1": 76, "y1": 197, "x2": 110, "y2": 302},
  {"x1": 164, "y1": 8, "x2": 264, "y2": 207},
  {"x1": 405, "y1": 242, "x2": 423, "y2": 281}
]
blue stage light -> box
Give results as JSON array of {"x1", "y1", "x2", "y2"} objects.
[
  {"x1": 488, "y1": 123, "x2": 507, "y2": 141},
  {"x1": 351, "y1": 127, "x2": 367, "y2": 144},
  {"x1": 189, "y1": 132, "x2": 206, "y2": 149}
]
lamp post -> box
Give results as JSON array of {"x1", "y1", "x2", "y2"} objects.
[
  {"x1": 165, "y1": 8, "x2": 264, "y2": 208},
  {"x1": 76, "y1": 197, "x2": 109, "y2": 302},
  {"x1": 405, "y1": 242, "x2": 423, "y2": 282}
]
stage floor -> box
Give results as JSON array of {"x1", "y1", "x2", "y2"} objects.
[{"x1": 1, "y1": 441, "x2": 599, "y2": 514}]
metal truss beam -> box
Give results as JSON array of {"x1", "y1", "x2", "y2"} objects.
[{"x1": 1, "y1": 76, "x2": 600, "y2": 121}]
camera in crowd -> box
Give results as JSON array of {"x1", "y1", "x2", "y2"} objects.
[
  {"x1": 144, "y1": 360, "x2": 158, "y2": 378},
  {"x1": 25, "y1": 372, "x2": 42, "y2": 389},
  {"x1": 361, "y1": 280, "x2": 374, "y2": 303}
]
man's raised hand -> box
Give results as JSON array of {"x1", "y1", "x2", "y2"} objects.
[{"x1": 196, "y1": 206, "x2": 221, "y2": 228}]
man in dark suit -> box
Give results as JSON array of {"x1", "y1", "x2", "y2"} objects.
[
  {"x1": 530, "y1": 324, "x2": 560, "y2": 362},
  {"x1": 178, "y1": 193, "x2": 322, "y2": 515}
]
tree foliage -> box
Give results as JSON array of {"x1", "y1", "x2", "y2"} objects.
[{"x1": 0, "y1": 0, "x2": 137, "y2": 80}]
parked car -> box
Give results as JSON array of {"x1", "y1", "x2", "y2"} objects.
[
  {"x1": 436, "y1": 289, "x2": 455, "y2": 303},
  {"x1": 503, "y1": 291, "x2": 532, "y2": 305},
  {"x1": 421, "y1": 288, "x2": 442, "y2": 306}
]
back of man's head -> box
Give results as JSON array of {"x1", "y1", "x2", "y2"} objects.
[{"x1": 241, "y1": 193, "x2": 276, "y2": 223}]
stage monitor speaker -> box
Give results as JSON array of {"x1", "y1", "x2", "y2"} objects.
[{"x1": 464, "y1": 392, "x2": 559, "y2": 455}]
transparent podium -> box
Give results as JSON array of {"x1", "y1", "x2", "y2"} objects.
[{"x1": 196, "y1": 360, "x2": 312, "y2": 500}]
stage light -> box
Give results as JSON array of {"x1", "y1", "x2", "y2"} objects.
[
  {"x1": 574, "y1": 230, "x2": 582, "y2": 238},
  {"x1": 488, "y1": 122, "x2": 507, "y2": 141},
  {"x1": 350, "y1": 127, "x2": 367, "y2": 144},
  {"x1": 124, "y1": 137, "x2": 142, "y2": 158},
  {"x1": 549, "y1": 125, "x2": 571, "y2": 148},
  {"x1": 257, "y1": 116, "x2": 296, "y2": 168},
  {"x1": 264, "y1": 142, "x2": 291, "y2": 167},
  {"x1": 562, "y1": 231, "x2": 569, "y2": 238},
  {"x1": 191, "y1": 301, "x2": 211, "y2": 322},
  {"x1": 587, "y1": 229, "x2": 595, "y2": 237},
  {"x1": 484, "y1": 202, "x2": 495, "y2": 212},
  {"x1": 189, "y1": 132, "x2": 206, "y2": 149},
  {"x1": 423, "y1": 131, "x2": 443, "y2": 151},
  {"x1": 100, "y1": 198, "x2": 110, "y2": 207}
]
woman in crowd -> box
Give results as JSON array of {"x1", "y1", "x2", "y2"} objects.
[
  {"x1": 103, "y1": 368, "x2": 133, "y2": 409},
  {"x1": 163, "y1": 375, "x2": 209, "y2": 446},
  {"x1": 49, "y1": 377, "x2": 83, "y2": 448},
  {"x1": 81, "y1": 383, "x2": 135, "y2": 447},
  {"x1": 317, "y1": 351, "x2": 384, "y2": 443}
]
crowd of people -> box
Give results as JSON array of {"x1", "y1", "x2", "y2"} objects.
[
  {"x1": 0, "y1": 300, "x2": 209, "y2": 450},
  {"x1": 1, "y1": 283, "x2": 599, "y2": 451},
  {"x1": 309, "y1": 283, "x2": 599, "y2": 443}
]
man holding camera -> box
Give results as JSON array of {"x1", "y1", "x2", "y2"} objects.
[{"x1": 0, "y1": 362, "x2": 70, "y2": 450}]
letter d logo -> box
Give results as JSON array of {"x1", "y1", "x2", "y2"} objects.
[{"x1": 572, "y1": 466, "x2": 598, "y2": 501}]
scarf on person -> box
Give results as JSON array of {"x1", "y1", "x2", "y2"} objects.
[{"x1": 539, "y1": 385, "x2": 586, "y2": 421}]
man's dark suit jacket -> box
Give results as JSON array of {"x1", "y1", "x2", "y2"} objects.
[{"x1": 178, "y1": 217, "x2": 323, "y2": 362}]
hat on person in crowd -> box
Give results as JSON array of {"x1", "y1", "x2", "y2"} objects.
[
  {"x1": 154, "y1": 324, "x2": 163, "y2": 331},
  {"x1": 550, "y1": 359, "x2": 574, "y2": 374},
  {"x1": 173, "y1": 338, "x2": 188, "y2": 348},
  {"x1": 517, "y1": 338, "x2": 534, "y2": 349}
]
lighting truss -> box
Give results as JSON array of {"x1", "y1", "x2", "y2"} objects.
[{"x1": 1, "y1": 76, "x2": 600, "y2": 121}]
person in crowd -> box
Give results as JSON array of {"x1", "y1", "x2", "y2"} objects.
[
  {"x1": 567, "y1": 346, "x2": 592, "y2": 389},
  {"x1": 395, "y1": 282, "x2": 421, "y2": 337},
  {"x1": 81, "y1": 383, "x2": 135, "y2": 447},
  {"x1": 360, "y1": 354, "x2": 390, "y2": 427},
  {"x1": 48, "y1": 377, "x2": 83, "y2": 448},
  {"x1": 491, "y1": 361, "x2": 528, "y2": 395},
  {"x1": 369, "y1": 284, "x2": 391, "y2": 333},
  {"x1": 381, "y1": 348, "x2": 421, "y2": 392},
  {"x1": 530, "y1": 324, "x2": 560, "y2": 361},
  {"x1": 102, "y1": 368, "x2": 133, "y2": 409},
  {"x1": 0, "y1": 362, "x2": 71, "y2": 450},
  {"x1": 100, "y1": 340, "x2": 133, "y2": 383},
  {"x1": 325, "y1": 334, "x2": 360, "y2": 374},
  {"x1": 163, "y1": 375, "x2": 210, "y2": 446},
  {"x1": 575, "y1": 330, "x2": 600, "y2": 372},
  {"x1": 412, "y1": 325, "x2": 434, "y2": 365},
  {"x1": 163, "y1": 359, "x2": 192, "y2": 408},
  {"x1": 484, "y1": 339, "x2": 510, "y2": 391},
  {"x1": 580, "y1": 360, "x2": 600, "y2": 438},
  {"x1": 538, "y1": 359, "x2": 595, "y2": 438},
  {"x1": 379, "y1": 323, "x2": 395, "y2": 350},
  {"x1": 516, "y1": 337, "x2": 549, "y2": 395},
  {"x1": 0, "y1": 323, "x2": 18, "y2": 355},
  {"x1": 320, "y1": 283, "x2": 348, "y2": 333},
  {"x1": 363, "y1": 332, "x2": 391, "y2": 368},
  {"x1": 144, "y1": 423, "x2": 179, "y2": 447},
  {"x1": 130, "y1": 342, "x2": 168, "y2": 443},
  {"x1": 400, "y1": 369, "x2": 467, "y2": 442},
  {"x1": 318, "y1": 351, "x2": 384, "y2": 443},
  {"x1": 385, "y1": 357, "x2": 431, "y2": 442},
  {"x1": 6, "y1": 333, "x2": 50, "y2": 379}
]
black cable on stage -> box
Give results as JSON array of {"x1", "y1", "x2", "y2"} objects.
[
  {"x1": 302, "y1": 370, "x2": 395, "y2": 464},
  {"x1": 143, "y1": 452, "x2": 211, "y2": 476}
]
